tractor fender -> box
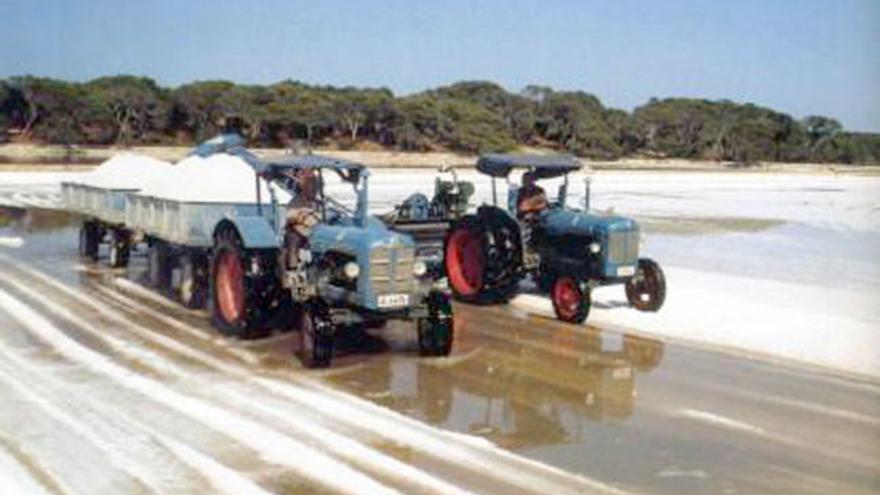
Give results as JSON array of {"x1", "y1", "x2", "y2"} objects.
[
  {"x1": 475, "y1": 205, "x2": 521, "y2": 236},
  {"x1": 213, "y1": 216, "x2": 279, "y2": 249}
]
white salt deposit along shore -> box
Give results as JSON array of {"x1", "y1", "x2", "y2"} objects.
[{"x1": 513, "y1": 270, "x2": 880, "y2": 379}]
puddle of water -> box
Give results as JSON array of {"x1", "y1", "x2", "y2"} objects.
[{"x1": 326, "y1": 307, "x2": 665, "y2": 452}]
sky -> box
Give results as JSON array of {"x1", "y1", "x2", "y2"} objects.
[{"x1": 1, "y1": 0, "x2": 878, "y2": 131}]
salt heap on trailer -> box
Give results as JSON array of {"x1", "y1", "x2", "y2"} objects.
[
  {"x1": 77, "y1": 153, "x2": 174, "y2": 190},
  {"x1": 139, "y1": 152, "x2": 292, "y2": 204}
]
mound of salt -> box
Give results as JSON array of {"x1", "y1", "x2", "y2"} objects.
[
  {"x1": 139, "y1": 153, "x2": 292, "y2": 204},
  {"x1": 77, "y1": 153, "x2": 174, "y2": 190}
]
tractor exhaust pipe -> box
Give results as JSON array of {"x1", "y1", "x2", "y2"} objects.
[{"x1": 584, "y1": 176, "x2": 592, "y2": 211}]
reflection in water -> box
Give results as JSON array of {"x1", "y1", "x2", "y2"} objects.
[
  {"x1": 0, "y1": 206, "x2": 78, "y2": 232},
  {"x1": 331, "y1": 307, "x2": 664, "y2": 451}
]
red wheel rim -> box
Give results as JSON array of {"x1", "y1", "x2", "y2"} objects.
[
  {"x1": 445, "y1": 229, "x2": 484, "y2": 296},
  {"x1": 552, "y1": 277, "x2": 582, "y2": 321},
  {"x1": 216, "y1": 251, "x2": 245, "y2": 323}
]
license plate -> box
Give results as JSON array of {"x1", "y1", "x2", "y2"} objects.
[
  {"x1": 378, "y1": 294, "x2": 410, "y2": 308},
  {"x1": 617, "y1": 265, "x2": 636, "y2": 277}
]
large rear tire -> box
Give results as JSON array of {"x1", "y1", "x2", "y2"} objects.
[
  {"x1": 209, "y1": 229, "x2": 274, "y2": 338},
  {"x1": 445, "y1": 215, "x2": 520, "y2": 305},
  {"x1": 551, "y1": 276, "x2": 591, "y2": 324},
  {"x1": 625, "y1": 258, "x2": 666, "y2": 312}
]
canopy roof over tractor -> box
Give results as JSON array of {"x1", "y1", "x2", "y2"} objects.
[
  {"x1": 476, "y1": 153, "x2": 582, "y2": 179},
  {"x1": 262, "y1": 154, "x2": 366, "y2": 183}
]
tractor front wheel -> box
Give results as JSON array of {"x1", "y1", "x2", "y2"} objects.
[
  {"x1": 551, "y1": 276, "x2": 591, "y2": 324},
  {"x1": 417, "y1": 292, "x2": 454, "y2": 356},
  {"x1": 296, "y1": 303, "x2": 334, "y2": 368},
  {"x1": 625, "y1": 258, "x2": 666, "y2": 312}
]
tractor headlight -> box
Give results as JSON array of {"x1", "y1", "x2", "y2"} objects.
[
  {"x1": 589, "y1": 242, "x2": 602, "y2": 254},
  {"x1": 412, "y1": 260, "x2": 428, "y2": 277},
  {"x1": 343, "y1": 261, "x2": 360, "y2": 279}
]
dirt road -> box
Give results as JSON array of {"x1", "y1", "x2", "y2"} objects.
[{"x1": 0, "y1": 211, "x2": 877, "y2": 494}]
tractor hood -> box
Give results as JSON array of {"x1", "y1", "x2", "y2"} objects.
[
  {"x1": 540, "y1": 208, "x2": 639, "y2": 237},
  {"x1": 309, "y1": 216, "x2": 415, "y2": 256}
]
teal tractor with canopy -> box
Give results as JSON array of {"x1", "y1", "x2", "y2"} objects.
[{"x1": 443, "y1": 154, "x2": 666, "y2": 323}]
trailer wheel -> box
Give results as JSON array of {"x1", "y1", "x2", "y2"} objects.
[
  {"x1": 296, "y1": 303, "x2": 333, "y2": 368},
  {"x1": 108, "y1": 230, "x2": 131, "y2": 268},
  {"x1": 417, "y1": 292, "x2": 454, "y2": 356},
  {"x1": 209, "y1": 231, "x2": 272, "y2": 338},
  {"x1": 147, "y1": 241, "x2": 170, "y2": 289},
  {"x1": 78, "y1": 221, "x2": 99, "y2": 261},
  {"x1": 179, "y1": 252, "x2": 206, "y2": 309},
  {"x1": 625, "y1": 258, "x2": 666, "y2": 312},
  {"x1": 551, "y1": 276, "x2": 591, "y2": 324}
]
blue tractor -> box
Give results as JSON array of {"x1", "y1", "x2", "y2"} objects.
[
  {"x1": 150, "y1": 136, "x2": 454, "y2": 368},
  {"x1": 441, "y1": 154, "x2": 665, "y2": 323}
]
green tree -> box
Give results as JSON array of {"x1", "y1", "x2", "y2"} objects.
[
  {"x1": 170, "y1": 80, "x2": 236, "y2": 141},
  {"x1": 85, "y1": 76, "x2": 168, "y2": 145}
]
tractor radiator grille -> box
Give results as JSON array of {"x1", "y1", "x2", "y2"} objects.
[
  {"x1": 370, "y1": 246, "x2": 416, "y2": 294},
  {"x1": 607, "y1": 229, "x2": 640, "y2": 265}
]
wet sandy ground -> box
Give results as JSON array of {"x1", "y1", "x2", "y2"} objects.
[{"x1": 0, "y1": 209, "x2": 878, "y2": 494}]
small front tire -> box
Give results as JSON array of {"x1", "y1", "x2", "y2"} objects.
[
  {"x1": 417, "y1": 292, "x2": 454, "y2": 356},
  {"x1": 625, "y1": 258, "x2": 666, "y2": 312},
  {"x1": 296, "y1": 303, "x2": 334, "y2": 368},
  {"x1": 551, "y1": 276, "x2": 591, "y2": 324}
]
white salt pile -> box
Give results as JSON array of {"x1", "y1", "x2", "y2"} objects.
[
  {"x1": 138, "y1": 153, "x2": 292, "y2": 204},
  {"x1": 76, "y1": 153, "x2": 174, "y2": 190}
]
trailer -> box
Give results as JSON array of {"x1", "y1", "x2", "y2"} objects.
[
  {"x1": 64, "y1": 135, "x2": 454, "y2": 368},
  {"x1": 61, "y1": 154, "x2": 173, "y2": 267}
]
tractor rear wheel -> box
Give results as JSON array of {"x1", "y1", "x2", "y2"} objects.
[
  {"x1": 445, "y1": 226, "x2": 484, "y2": 298},
  {"x1": 209, "y1": 229, "x2": 273, "y2": 338},
  {"x1": 625, "y1": 258, "x2": 666, "y2": 312},
  {"x1": 445, "y1": 215, "x2": 520, "y2": 305},
  {"x1": 551, "y1": 276, "x2": 591, "y2": 324}
]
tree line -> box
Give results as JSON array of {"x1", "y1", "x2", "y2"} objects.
[{"x1": 1, "y1": 75, "x2": 877, "y2": 164}]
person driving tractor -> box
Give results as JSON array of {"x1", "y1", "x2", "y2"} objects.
[
  {"x1": 285, "y1": 168, "x2": 320, "y2": 265},
  {"x1": 517, "y1": 171, "x2": 548, "y2": 220}
]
